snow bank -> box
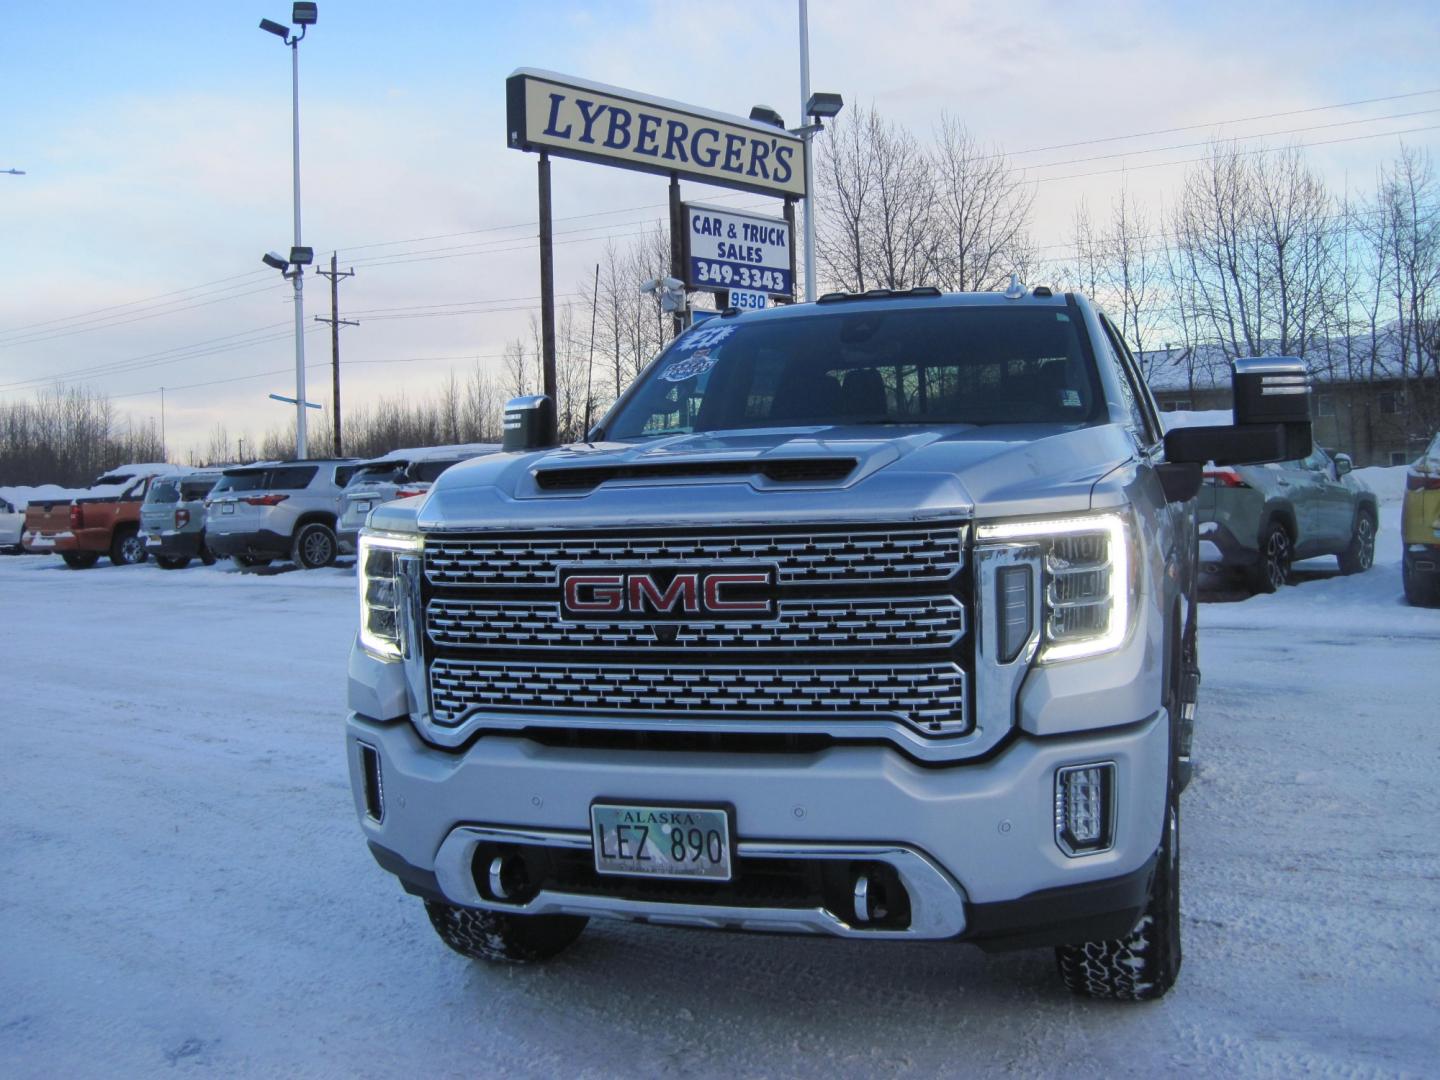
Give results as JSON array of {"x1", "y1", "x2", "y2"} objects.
[
  {"x1": 1352, "y1": 465, "x2": 1408, "y2": 504},
  {"x1": 0, "y1": 484, "x2": 85, "y2": 510}
]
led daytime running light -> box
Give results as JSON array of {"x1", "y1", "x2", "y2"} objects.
[{"x1": 976, "y1": 513, "x2": 1130, "y2": 662}]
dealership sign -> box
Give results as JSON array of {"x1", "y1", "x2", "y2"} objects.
[
  {"x1": 506, "y1": 69, "x2": 805, "y2": 199},
  {"x1": 682, "y1": 202, "x2": 793, "y2": 299}
]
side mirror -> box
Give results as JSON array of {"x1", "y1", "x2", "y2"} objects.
[
  {"x1": 1165, "y1": 356, "x2": 1313, "y2": 469},
  {"x1": 1334, "y1": 453, "x2": 1353, "y2": 476},
  {"x1": 502, "y1": 394, "x2": 557, "y2": 452}
]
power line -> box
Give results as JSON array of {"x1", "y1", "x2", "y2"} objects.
[
  {"x1": 1008, "y1": 87, "x2": 1440, "y2": 157},
  {"x1": 1031, "y1": 122, "x2": 1440, "y2": 184},
  {"x1": 1026, "y1": 107, "x2": 1440, "y2": 172}
]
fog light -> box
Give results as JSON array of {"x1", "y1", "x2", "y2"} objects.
[{"x1": 1055, "y1": 762, "x2": 1115, "y2": 855}]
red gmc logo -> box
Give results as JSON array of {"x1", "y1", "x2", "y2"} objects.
[{"x1": 560, "y1": 567, "x2": 774, "y2": 621}]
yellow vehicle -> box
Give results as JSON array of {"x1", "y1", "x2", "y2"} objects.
[{"x1": 1403, "y1": 432, "x2": 1440, "y2": 606}]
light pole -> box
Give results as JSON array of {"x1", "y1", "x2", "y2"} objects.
[
  {"x1": 796, "y1": 2, "x2": 842, "y2": 301},
  {"x1": 260, "y1": 3, "x2": 317, "y2": 458},
  {"x1": 2, "y1": 168, "x2": 24, "y2": 175}
]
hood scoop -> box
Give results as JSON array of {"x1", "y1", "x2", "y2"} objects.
[{"x1": 533, "y1": 456, "x2": 858, "y2": 492}]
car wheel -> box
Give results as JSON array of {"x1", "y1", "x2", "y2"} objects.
[
  {"x1": 198, "y1": 535, "x2": 217, "y2": 566},
  {"x1": 233, "y1": 554, "x2": 272, "y2": 571},
  {"x1": 1056, "y1": 785, "x2": 1182, "y2": 1001},
  {"x1": 155, "y1": 555, "x2": 190, "y2": 570},
  {"x1": 61, "y1": 551, "x2": 100, "y2": 569},
  {"x1": 423, "y1": 900, "x2": 587, "y2": 964},
  {"x1": 293, "y1": 522, "x2": 337, "y2": 570},
  {"x1": 1337, "y1": 512, "x2": 1376, "y2": 575},
  {"x1": 1248, "y1": 522, "x2": 1292, "y2": 594},
  {"x1": 110, "y1": 529, "x2": 148, "y2": 566}
]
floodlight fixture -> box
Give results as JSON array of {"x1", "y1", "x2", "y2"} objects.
[
  {"x1": 749, "y1": 105, "x2": 785, "y2": 129},
  {"x1": 291, "y1": 2, "x2": 317, "y2": 25},
  {"x1": 806, "y1": 92, "x2": 844, "y2": 120},
  {"x1": 259, "y1": 17, "x2": 289, "y2": 37},
  {"x1": 2, "y1": 168, "x2": 24, "y2": 176},
  {"x1": 289, "y1": 245, "x2": 314, "y2": 266},
  {"x1": 262, "y1": 251, "x2": 289, "y2": 270}
]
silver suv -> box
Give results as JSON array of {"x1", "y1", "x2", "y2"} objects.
[
  {"x1": 206, "y1": 459, "x2": 359, "y2": 570},
  {"x1": 337, "y1": 444, "x2": 499, "y2": 555},
  {"x1": 140, "y1": 469, "x2": 224, "y2": 569}
]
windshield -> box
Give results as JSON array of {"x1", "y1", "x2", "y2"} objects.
[
  {"x1": 603, "y1": 306, "x2": 1103, "y2": 440},
  {"x1": 411, "y1": 459, "x2": 462, "y2": 482},
  {"x1": 145, "y1": 480, "x2": 180, "y2": 504}
]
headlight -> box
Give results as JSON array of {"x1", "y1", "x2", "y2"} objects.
[
  {"x1": 358, "y1": 531, "x2": 422, "y2": 660},
  {"x1": 975, "y1": 512, "x2": 1133, "y2": 662}
]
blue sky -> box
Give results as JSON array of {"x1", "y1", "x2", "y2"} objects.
[{"x1": 2, "y1": 1, "x2": 1437, "y2": 455}]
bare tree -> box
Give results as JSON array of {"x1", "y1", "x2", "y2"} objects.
[{"x1": 930, "y1": 114, "x2": 1034, "y2": 291}]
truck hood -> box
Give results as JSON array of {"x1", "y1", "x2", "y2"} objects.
[{"x1": 407, "y1": 423, "x2": 1136, "y2": 533}]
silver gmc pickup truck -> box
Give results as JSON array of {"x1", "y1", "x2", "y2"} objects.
[{"x1": 346, "y1": 286, "x2": 1311, "y2": 1001}]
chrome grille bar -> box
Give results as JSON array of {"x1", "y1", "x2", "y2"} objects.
[
  {"x1": 428, "y1": 658, "x2": 968, "y2": 736},
  {"x1": 425, "y1": 523, "x2": 964, "y2": 588},
  {"x1": 427, "y1": 595, "x2": 965, "y2": 652}
]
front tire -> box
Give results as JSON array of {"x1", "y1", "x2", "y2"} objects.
[
  {"x1": 1056, "y1": 794, "x2": 1182, "y2": 1002},
  {"x1": 155, "y1": 554, "x2": 190, "y2": 570},
  {"x1": 1337, "y1": 511, "x2": 1376, "y2": 575},
  {"x1": 293, "y1": 522, "x2": 338, "y2": 569},
  {"x1": 1248, "y1": 521, "x2": 1292, "y2": 594},
  {"x1": 61, "y1": 551, "x2": 100, "y2": 569},
  {"x1": 232, "y1": 554, "x2": 272, "y2": 571},
  {"x1": 423, "y1": 900, "x2": 587, "y2": 964}
]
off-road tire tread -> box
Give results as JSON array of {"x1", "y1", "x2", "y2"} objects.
[
  {"x1": 423, "y1": 900, "x2": 586, "y2": 964},
  {"x1": 1055, "y1": 802, "x2": 1182, "y2": 1002}
]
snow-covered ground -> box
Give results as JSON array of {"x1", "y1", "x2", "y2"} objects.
[{"x1": 2, "y1": 498, "x2": 1437, "y2": 1078}]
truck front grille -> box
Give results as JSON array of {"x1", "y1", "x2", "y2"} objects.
[{"x1": 419, "y1": 521, "x2": 971, "y2": 739}]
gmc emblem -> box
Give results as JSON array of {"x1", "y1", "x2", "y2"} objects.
[{"x1": 559, "y1": 566, "x2": 775, "y2": 621}]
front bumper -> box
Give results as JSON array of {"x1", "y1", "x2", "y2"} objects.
[{"x1": 347, "y1": 709, "x2": 1168, "y2": 946}]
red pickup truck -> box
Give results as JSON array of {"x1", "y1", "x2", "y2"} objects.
[{"x1": 23, "y1": 465, "x2": 181, "y2": 568}]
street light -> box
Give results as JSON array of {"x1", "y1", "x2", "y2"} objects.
[
  {"x1": 2, "y1": 168, "x2": 24, "y2": 175},
  {"x1": 258, "y1": 2, "x2": 318, "y2": 458}
]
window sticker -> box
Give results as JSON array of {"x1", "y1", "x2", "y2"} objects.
[
  {"x1": 661, "y1": 349, "x2": 717, "y2": 382},
  {"x1": 1061, "y1": 389, "x2": 1081, "y2": 407},
  {"x1": 677, "y1": 324, "x2": 736, "y2": 351}
]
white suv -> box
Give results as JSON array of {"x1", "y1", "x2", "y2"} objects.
[{"x1": 205, "y1": 459, "x2": 359, "y2": 570}]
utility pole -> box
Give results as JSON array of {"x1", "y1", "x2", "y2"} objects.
[
  {"x1": 159, "y1": 386, "x2": 166, "y2": 460},
  {"x1": 315, "y1": 251, "x2": 357, "y2": 456}
]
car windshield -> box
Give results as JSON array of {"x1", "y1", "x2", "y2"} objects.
[
  {"x1": 348, "y1": 461, "x2": 406, "y2": 487},
  {"x1": 411, "y1": 459, "x2": 462, "y2": 482},
  {"x1": 145, "y1": 480, "x2": 181, "y2": 504},
  {"x1": 602, "y1": 305, "x2": 1104, "y2": 440}
]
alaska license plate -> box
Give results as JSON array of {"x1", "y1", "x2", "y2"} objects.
[
  {"x1": 591, "y1": 803, "x2": 732, "y2": 881},
  {"x1": 221, "y1": 502, "x2": 234, "y2": 514}
]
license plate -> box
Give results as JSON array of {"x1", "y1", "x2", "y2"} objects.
[
  {"x1": 591, "y1": 803, "x2": 732, "y2": 881},
  {"x1": 221, "y1": 502, "x2": 234, "y2": 514},
  {"x1": 357, "y1": 500, "x2": 373, "y2": 514}
]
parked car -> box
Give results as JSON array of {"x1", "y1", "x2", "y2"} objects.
[
  {"x1": 1402, "y1": 432, "x2": 1440, "y2": 606},
  {"x1": 1197, "y1": 445, "x2": 1378, "y2": 593},
  {"x1": 22, "y1": 464, "x2": 183, "y2": 568},
  {"x1": 205, "y1": 459, "x2": 359, "y2": 570},
  {"x1": 0, "y1": 493, "x2": 24, "y2": 553},
  {"x1": 337, "y1": 444, "x2": 500, "y2": 554},
  {"x1": 140, "y1": 469, "x2": 225, "y2": 569}
]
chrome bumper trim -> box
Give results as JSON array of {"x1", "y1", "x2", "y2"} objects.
[{"x1": 432, "y1": 825, "x2": 969, "y2": 940}]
